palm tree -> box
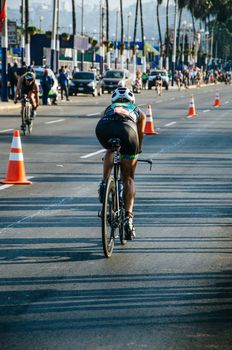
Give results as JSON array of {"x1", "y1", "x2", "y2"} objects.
[
  {"x1": 119, "y1": 0, "x2": 124, "y2": 68},
  {"x1": 105, "y1": 0, "x2": 110, "y2": 67},
  {"x1": 71, "y1": 0, "x2": 76, "y2": 36},
  {"x1": 165, "y1": 0, "x2": 170, "y2": 70},
  {"x1": 139, "y1": 0, "x2": 146, "y2": 72},
  {"x1": 71, "y1": 0, "x2": 77, "y2": 68},
  {"x1": 156, "y1": 0, "x2": 163, "y2": 68},
  {"x1": 25, "y1": 0, "x2": 30, "y2": 65},
  {"x1": 133, "y1": 0, "x2": 139, "y2": 56}
]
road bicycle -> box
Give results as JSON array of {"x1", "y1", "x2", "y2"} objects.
[
  {"x1": 20, "y1": 94, "x2": 33, "y2": 135},
  {"x1": 99, "y1": 138, "x2": 152, "y2": 258}
]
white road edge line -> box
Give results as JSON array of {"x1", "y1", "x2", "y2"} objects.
[
  {"x1": 0, "y1": 129, "x2": 14, "y2": 133},
  {"x1": 45, "y1": 119, "x2": 65, "y2": 124},
  {"x1": 81, "y1": 149, "x2": 105, "y2": 159},
  {"x1": 165, "y1": 122, "x2": 176, "y2": 127},
  {"x1": 0, "y1": 176, "x2": 34, "y2": 191}
]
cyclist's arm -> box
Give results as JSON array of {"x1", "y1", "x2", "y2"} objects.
[{"x1": 136, "y1": 109, "x2": 146, "y2": 153}]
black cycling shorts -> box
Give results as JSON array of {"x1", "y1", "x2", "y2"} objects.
[{"x1": 95, "y1": 115, "x2": 139, "y2": 160}]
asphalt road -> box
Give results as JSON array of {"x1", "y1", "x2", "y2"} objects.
[{"x1": 0, "y1": 84, "x2": 232, "y2": 350}]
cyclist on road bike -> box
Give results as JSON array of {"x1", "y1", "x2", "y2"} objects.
[
  {"x1": 95, "y1": 87, "x2": 146, "y2": 240},
  {"x1": 15, "y1": 72, "x2": 39, "y2": 128}
]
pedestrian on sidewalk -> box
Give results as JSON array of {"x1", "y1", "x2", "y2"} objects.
[{"x1": 41, "y1": 69, "x2": 53, "y2": 105}]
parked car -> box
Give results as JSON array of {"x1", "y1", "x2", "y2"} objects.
[
  {"x1": 34, "y1": 67, "x2": 59, "y2": 102},
  {"x1": 69, "y1": 71, "x2": 102, "y2": 96},
  {"x1": 101, "y1": 69, "x2": 131, "y2": 93},
  {"x1": 148, "y1": 69, "x2": 169, "y2": 90}
]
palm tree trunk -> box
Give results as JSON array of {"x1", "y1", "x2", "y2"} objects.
[
  {"x1": 72, "y1": 0, "x2": 76, "y2": 35},
  {"x1": 25, "y1": 0, "x2": 30, "y2": 65},
  {"x1": 165, "y1": 0, "x2": 170, "y2": 70},
  {"x1": 139, "y1": 0, "x2": 146, "y2": 72},
  {"x1": 105, "y1": 0, "x2": 110, "y2": 68},
  {"x1": 120, "y1": 0, "x2": 124, "y2": 68},
  {"x1": 176, "y1": 7, "x2": 183, "y2": 65},
  {"x1": 156, "y1": 1, "x2": 163, "y2": 68},
  {"x1": 133, "y1": 0, "x2": 139, "y2": 79}
]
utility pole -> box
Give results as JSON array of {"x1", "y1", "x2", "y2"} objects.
[
  {"x1": 50, "y1": 0, "x2": 57, "y2": 71},
  {"x1": 0, "y1": 0, "x2": 8, "y2": 101},
  {"x1": 99, "y1": 1, "x2": 105, "y2": 76},
  {"x1": 171, "y1": 0, "x2": 178, "y2": 86}
]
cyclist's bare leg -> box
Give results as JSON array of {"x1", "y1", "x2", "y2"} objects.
[
  {"x1": 120, "y1": 159, "x2": 137, "y2": 214},
  {"x1": 102, "y1": 149, "x2": 114, "y2": 180}
]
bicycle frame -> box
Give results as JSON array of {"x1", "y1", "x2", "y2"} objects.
[{"x1": 21, "y1": 94, "x2": 32, "y2": 135}]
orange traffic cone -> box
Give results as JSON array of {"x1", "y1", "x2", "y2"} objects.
[
  {"x1": 0, "y1": 130, "x2": 32, "y2": 185},
  {"x1": 144, "y1": 104, "x2": 158, "y2": 135},
  {"x1": 187, "y1": 95, "x2": 197, "y2": 117},
  {"x1": 213, "y1": 92, "x2": 221, "y2": 107}
]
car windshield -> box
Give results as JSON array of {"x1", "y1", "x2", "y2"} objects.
[
  {"x1": 105, "y1": 71, "x2": 124, "y2": 79},
  {"x1": 73, "y1": 72, "x2": 94, "y2": 80},
  {"x1": 151, "y1": 71, "x2": 166, "y2": 77},
  {"x1": 34, "y1": 70, "x2": 43, "y2": 79}
]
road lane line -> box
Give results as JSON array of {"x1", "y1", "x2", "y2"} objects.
[
  {"x1": 87, "y1": 113, "x2": 101, "y2": 116},
  {"x1": 203, "y1": 109, "x2": 210, "y2": 113},
  {"x1": 0, "y1": 129, "x2": 14, "y2": 133},
  {"x1": 0, "y1": 176, "x2": 34, "y2": 191},
  {"x1": 225, "y1": 101, "x2": 229, "y2": 104},
  {"x1": 45, "y1": 119, "x2": 65, "y2": 124},
  {"x1": 81, "y1": 149, "x2": 105, "y2": 159},
  {"x1": 165, "y1": 122, "x2": 176, "y2": 127}
]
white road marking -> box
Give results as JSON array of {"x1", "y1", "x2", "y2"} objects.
[
  {"x1": 87, "y1": 112, "x2": 101, "y2": 116},
  {"x1": 0, "y1": 129, "x2": 14, "y2": 133},
  {"x1": 81, "y1": 149, "x2": 105, "y2": 159},
  {"x1": 165, "y1": 122, "x2": 176, "y2": 127},
  {"x1": 203, "y1": 109, "x2": 210, "y2": 113},
  {"x1": 0, "y1": 176, "x2": 34, "y2": 191},
  {"x1": 225, "y1": 101, "x2": 229, "y2": 104},
  {"x1": 45, "y1": 119, "x2": 65, "y2": 124}
]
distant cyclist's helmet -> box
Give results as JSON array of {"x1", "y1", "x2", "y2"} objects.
[
  {"x1": 24, "y1": 72, "x2": 35, "y2": 85},
  {"x1": 111, "y1": 87, "x2": 135, "y2": 104}
]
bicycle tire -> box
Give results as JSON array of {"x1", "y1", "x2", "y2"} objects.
[
  {"x1": 102, "y1": 176, "x2": 116, "y2": 258},
  {"x1": 26, "y1": 105, "x2": 32, "y2": 134},
  {"x1": 21, "y1": 106, "x2": 26, "y2": 136},
  {"x1": 118, "y1": 186, "x2": 127, "y2": 246}
]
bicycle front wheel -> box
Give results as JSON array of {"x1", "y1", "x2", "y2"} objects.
[{"x1": 102, "y1": 176, "x2": 116, "y2": 258}]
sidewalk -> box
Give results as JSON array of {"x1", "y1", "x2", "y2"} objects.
[{"x1": 0, "y1": 100, "x2": 20, "y2": 113}]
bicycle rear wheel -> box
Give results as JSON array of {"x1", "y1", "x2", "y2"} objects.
[
  {"x1": 102, "y1": 176, "x2": 116, "y2": 258},
  {"x1": 26, "y1": 105, "x2": 32, "y2": 134},
  {"x1": 21, "y1": 107, "x2": 26, "y2": 136}
]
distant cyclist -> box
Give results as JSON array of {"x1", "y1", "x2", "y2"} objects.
[
  {"x1": 95, "y1": 87, "x2": 146, "y2": 240},
  {"x1": 15, "y1": 71, "x2": 39, "y2": 127}
]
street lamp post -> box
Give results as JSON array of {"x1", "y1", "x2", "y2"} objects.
[
  {"x1": 126, "y1": 12, "x2": 131, "y2": 70},
  {"x1": 1, "y1": 0, "x2": 8, "y2": 102},
  {"x1": 39, "y1": 15, "x2": 44, "y2": 32},
  {"x1": 181, "y1": 21, "x2": 187, "y2": 67},
  {"x1": 99, "y1": 0, "x2": 105, "y2": 76},
  {"x1": 205, "y1": 31, "x2": 209, "y2": 69}
]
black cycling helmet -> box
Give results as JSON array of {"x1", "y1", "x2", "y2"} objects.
[{"x1": 111, "y1": 87, "x2": 135, "y2": 104}]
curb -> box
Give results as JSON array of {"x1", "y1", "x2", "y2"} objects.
[{"x1": 0, "y1": 102, "x2": 20, "y2": 112}]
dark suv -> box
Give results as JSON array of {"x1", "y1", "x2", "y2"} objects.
[
  {"x1": 69, "y1": 71, "x2": 102, "y2": 96},
  {"x1": 101, "y1": 69, "x2": 131, "y2": 93}
]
